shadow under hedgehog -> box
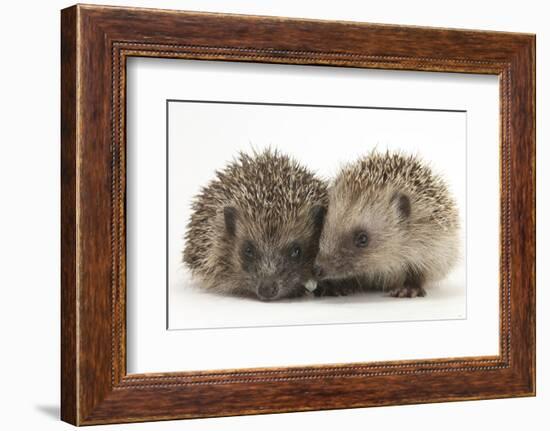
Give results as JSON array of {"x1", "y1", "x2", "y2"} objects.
[
  {"x1": 313, "y1": 150, "x2": 460, "y2": 298},
  {"x1": 183, "y1": 148, "x2": 328, "y2": 301}
]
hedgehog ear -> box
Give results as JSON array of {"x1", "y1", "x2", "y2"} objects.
[
  {"x1": 311, "y1": 205, "x2": 327, "y2": 234},
  {"x1": 223, "y1": 206, "x2": 238, "y2": 237},
  {"x1": 391, "y1": 192, "x2": 411, "y2": 220}
]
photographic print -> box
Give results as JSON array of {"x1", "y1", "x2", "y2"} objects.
[{"x1": 167, "y1": 99, "x2": 466, "y2": 330}]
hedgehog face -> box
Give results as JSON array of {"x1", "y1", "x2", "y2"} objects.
[
  {"x1": 223, "y1": 205, "x2": 326, "y2": 301},
  {"x1": 314, "y1": 189, "x2": 410, "y2": 282}
]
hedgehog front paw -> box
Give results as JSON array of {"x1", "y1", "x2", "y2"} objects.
[
  {"x1": 389, "y1": 285, "x2": 426, "y2": 298},
  {"x1": 313, "y1": 280, "x2": 356, "y2": 296},
  {"x1": 314, "y1": 280, "x2": 352, "y2": 297}
]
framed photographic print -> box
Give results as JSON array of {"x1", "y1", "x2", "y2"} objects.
[{"x1": 61, "y1": 4, "x2": 536, "y2": 425}]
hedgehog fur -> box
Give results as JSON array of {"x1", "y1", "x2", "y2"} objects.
[{"x1": 183, "y1": 148, "x2": 328, "y2": 301}]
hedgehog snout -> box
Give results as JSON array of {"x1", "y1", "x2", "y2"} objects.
[
  {"x1": 312, "y1": 264, "x2": 325, "y2": 279},
  {"x1": 256, "y1": 279, "x2": 280, "y2": 301},
  {"x1": 314, "y1": 250, "x2": 348, "y2": 280}
]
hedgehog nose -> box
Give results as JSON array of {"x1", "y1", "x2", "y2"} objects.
[
  {"x1": 257, "y1": 281, "x2": 279, "y2": 300},
  {"x1": 313, "y1": 264, "x2": 324, "y2": 278}
]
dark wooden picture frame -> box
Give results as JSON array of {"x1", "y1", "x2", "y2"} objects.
[{"x1": 61, "y1": 4, "x2": 535, "y2": 425}]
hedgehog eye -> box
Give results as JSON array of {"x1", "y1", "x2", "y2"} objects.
[
  {"x1": 241, "y1": 242, "x2": 256, "y2": 259},
  {"x1": 354, "y1": 231, "x2": 369, "y2": 248},
  {"x1": 289, "y1": 244, "x2": 302, "y2": 260}
]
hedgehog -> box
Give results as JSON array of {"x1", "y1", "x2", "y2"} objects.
[
  {"x1": 183, "y1": 149, "x2": 328, "y2": 301},
  {"x1": 312, "y1": 150, "x2": 460, "y2": 298}
]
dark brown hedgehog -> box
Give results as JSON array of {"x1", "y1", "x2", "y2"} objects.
[
  {"x1": 183, "y1": 149, "x2": 328, "y2": 301},
  {"x1": 313, "y1": 150, "x2": 460, "y2": 298}
]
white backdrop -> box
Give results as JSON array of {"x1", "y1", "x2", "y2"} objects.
[{"x1": 0, "y1": 1, "x2": 547, "y2": 430}]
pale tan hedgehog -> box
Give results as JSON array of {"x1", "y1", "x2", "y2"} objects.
[
  {"x1": 183, "y1": 149, "x2": 328, "y2": 301},
  {"x1": 313, "y1": 150, "x2": 460, "y2": 298}
]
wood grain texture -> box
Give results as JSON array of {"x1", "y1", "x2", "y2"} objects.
[
  {"x1": 60, "y1": 5, "x2": 78, "y2": 425},
  {"x1": 60, "y1": 4, "x2": 536, "y2": 425}
]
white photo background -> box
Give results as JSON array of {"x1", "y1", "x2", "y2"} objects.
[
  {"x1": 126, "y1": 58, "x2": 499, "y2": 373},
  {"x1": 168, "y1": 101, "x2": 466, "y2": 329}
]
